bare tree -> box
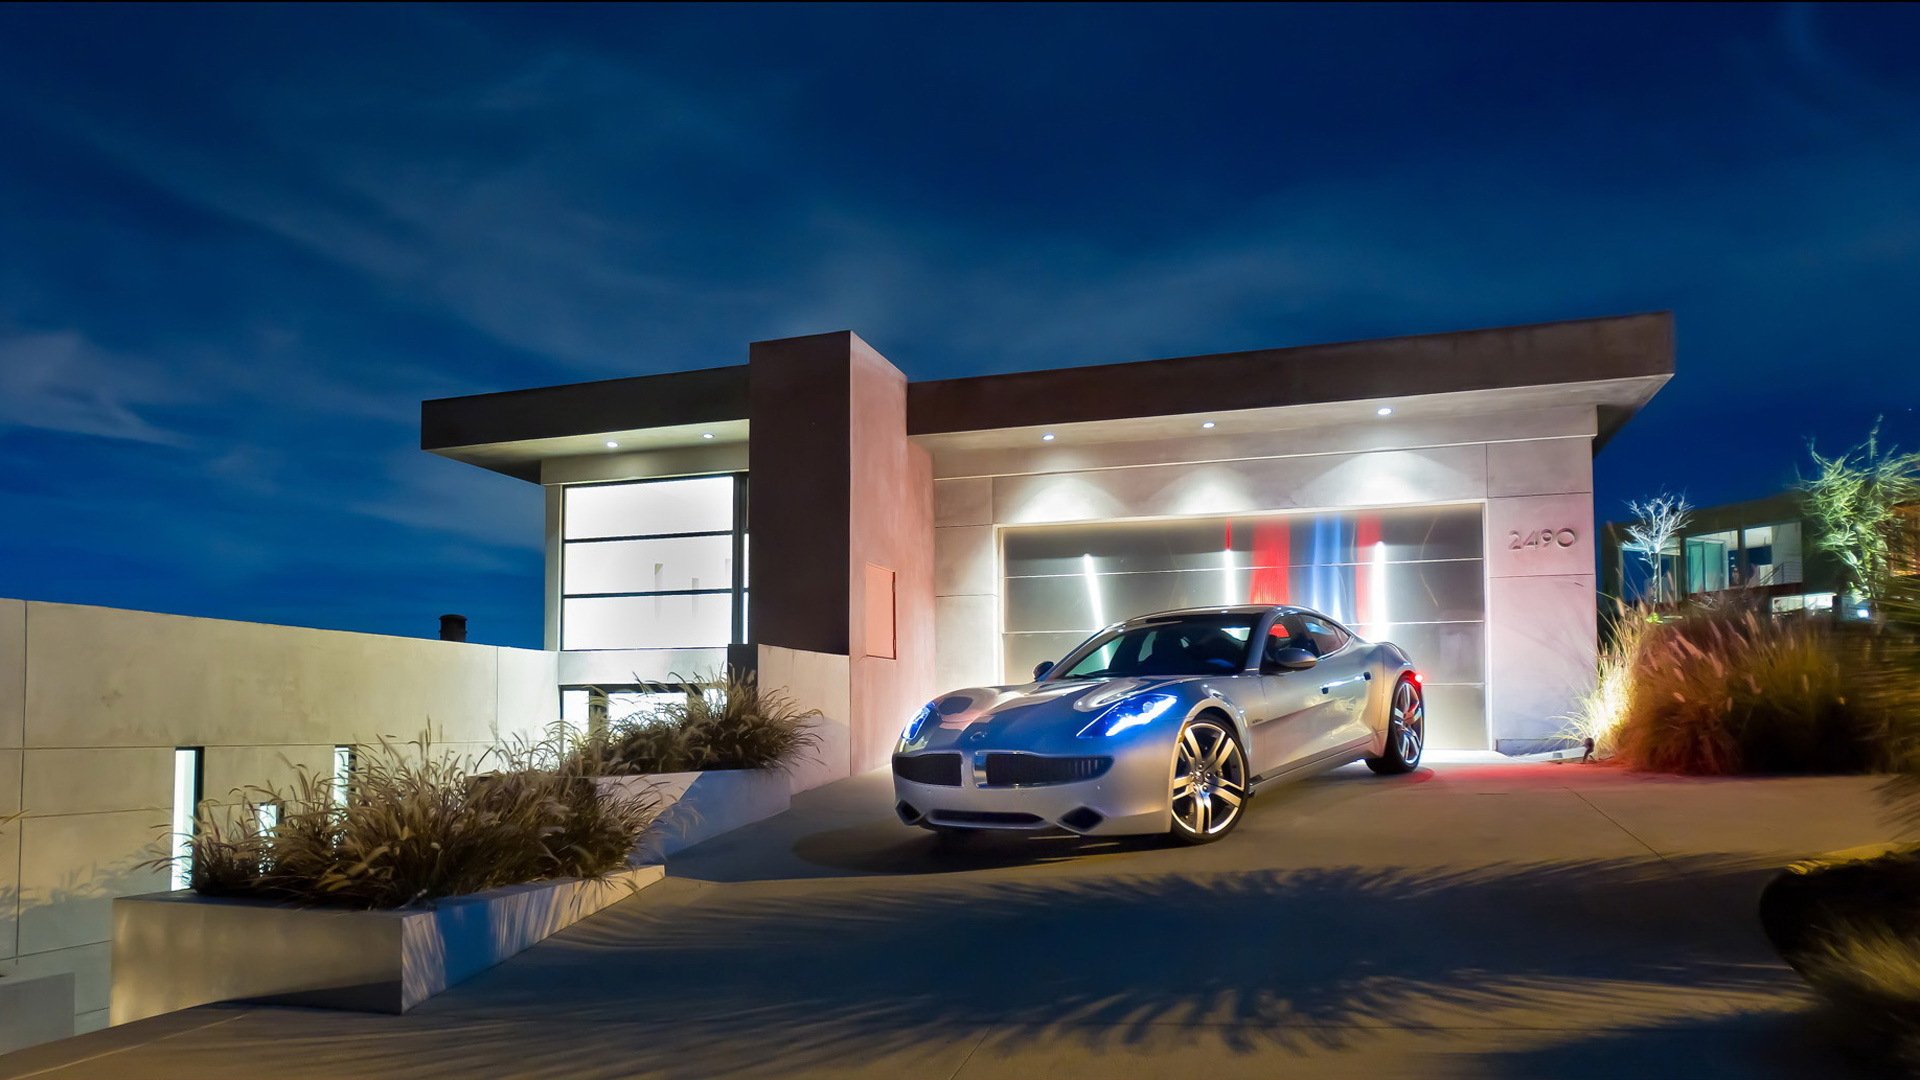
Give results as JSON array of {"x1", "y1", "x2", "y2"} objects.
[{"x1": 1624, "y1": 491, "x2": 1692, "y2": 604}]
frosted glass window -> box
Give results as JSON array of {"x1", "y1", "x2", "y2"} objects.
[
  {"x1": 171, "y1": 748, "x2": 202, "y2": 891},
  {"x1": 331, "y1": 746, "x2": 354, "y2": 807},
  {"x1": 563, "y1": 534, "x2": 734, "y2": 596},
  {"x1": 1002, "y1": 504, "x2": 1487, "y2": 743},
  {"x1": 564, "y1": 476, "x2": 733, "y2": 539},
  {"x1": 563, "y1": 593, "x2": 734, "y2": 650},
  {"x1": 559, "y1": 474, "x2": 746, "y2": 651}
]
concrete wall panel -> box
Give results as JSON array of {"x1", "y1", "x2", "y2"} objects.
[
  {"x1": 6, "y1": 942, "x2": 109, "y2": 1017},
  {"x1": 1, "y1": 599, "x2": 21, "y2": 750},
  {"x1": 992, "y1": 444, "x2": 1487, "y2": 526},
  {"x1": 22, "y1": 749, "x2": 168, "y2": 818},
  {"x1": 933, "y1": 477, "x2": 993, "y2": 527},
  {"x1": 934, "y1": 595, "x2": 999, "y2": 692},
  {"x1": 757, "y1": 645, "x2": 852, "y2": 794},
  {"x1": 1, "y1": 815, "x2": 18, "y2": 962},
  {"x1": 1486, "y1": 493, "x2": 1597, "y2": 579},
  {"x1": 24, "y1": 604, "x2": 510, "y2": 749},
  {"x1": 1486, "y1": 436, "x2": 1593, "y2": 498},
  {"x1": 17, "y1": 810, "x2": 170, "y2": 957},
  {"x1": 1487, "y1": 574, "x2": 1598, "y2": 750},
  {"x1": 934, "y1": 525, "x2": 995, "y2": 598}
]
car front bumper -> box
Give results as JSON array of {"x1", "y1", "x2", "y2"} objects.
[{"x1": 891, "y1": 746, "x2": 1172, "y2": 836}]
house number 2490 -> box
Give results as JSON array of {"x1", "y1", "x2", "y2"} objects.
[{"x1": 1510, "y1": 528, "x2": 1578, "y2": 550}]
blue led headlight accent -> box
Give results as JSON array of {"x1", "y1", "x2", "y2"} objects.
[
  {"x1": 902, "y1": 702, "x2": 937, "y2": 742},
  {"x1": 1077, "y1": 692, "x2": 1179, "y2": 738}
]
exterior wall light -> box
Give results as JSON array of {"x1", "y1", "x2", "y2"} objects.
[
  {"x1": 1376, "y1": 407, "x2": 1393, "y2": 417},
  {"x1": 1042, "y1": 433, "x2": 1056, "y2": 442}
]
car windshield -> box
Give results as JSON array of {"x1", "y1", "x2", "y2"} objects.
[{"x1": 1051, "y1": 613, "x2": 1259, "y2": 678}]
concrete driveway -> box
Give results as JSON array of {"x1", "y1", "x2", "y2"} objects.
[{"x1": 3, "y1": 762, "x2": 1911, "y2": 1079}]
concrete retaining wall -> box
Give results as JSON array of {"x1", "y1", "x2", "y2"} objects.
[{"x1": 0, "y1": 599, "x2": 560, "y2": 1040}]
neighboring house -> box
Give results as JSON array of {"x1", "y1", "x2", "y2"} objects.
[
  {"x1": 423, "y1": 312, "x2": 1674, "y2": 759},
  {"x1": 1601, "y1": 492, "x2": 1916, "y2": 616}
]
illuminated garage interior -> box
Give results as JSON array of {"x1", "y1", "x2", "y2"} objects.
[{"x1": 423, "y1": 312, "x2": 1672, "y2": 775}]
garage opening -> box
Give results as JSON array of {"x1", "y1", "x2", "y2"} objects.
[{"x1": 1000, "y1": 503, "x2": 1489, "y2": 749}]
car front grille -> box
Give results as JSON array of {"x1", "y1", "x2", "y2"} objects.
[
  {"x1": 980, "y1": 753, "x2": 1112, "y2": 788},
  {"x1": 893, "y1": 752, "x2": 963, "y2": 787}
]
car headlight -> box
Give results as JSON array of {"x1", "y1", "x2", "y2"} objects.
[
  {"x1": 902, "y1": 702, "x2": 937, "y2": 742},
  {"x1": 1077, "y1": 692, "x2": 1179, "y2": 738}
]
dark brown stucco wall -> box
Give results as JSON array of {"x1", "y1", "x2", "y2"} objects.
[{"x1": 747, "y1": 333, "x2": 853, "y2": 656}]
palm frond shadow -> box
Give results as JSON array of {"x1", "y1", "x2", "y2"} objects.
[{"x1": 243, "y1": 852, "x2": 1814, "y2": 1079}]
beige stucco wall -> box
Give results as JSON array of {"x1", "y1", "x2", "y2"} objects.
[
  {"x1": 927, "y1": 407, "x2": 1600, "y2": 754},
  {"x1": 0, "y1": 600, "x2": 559, "y2": 1037}
]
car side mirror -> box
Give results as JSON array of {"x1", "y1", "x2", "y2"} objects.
[
  {"x1": 1032, "y1": 660, "x2": 1055, "y2": 681},
  {"x1": 1262, "y1": 647, "x2": 1318, "y2": 673}
]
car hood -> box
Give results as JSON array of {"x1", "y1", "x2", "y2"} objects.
[{"x1": 913, "y1": 676, "x2": 1207, "y2": 747}]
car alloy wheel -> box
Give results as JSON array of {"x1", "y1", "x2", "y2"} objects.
[
  {"x1": 1367, "y1": 675, "x2": 1425, "y2": 775},
  {"x1": 1170, "y1": 718, "x2": 1247, "y2": 843}
]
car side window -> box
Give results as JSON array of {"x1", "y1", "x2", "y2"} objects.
[
  {"x1": 1301, "y1": 615, "x2": 1347, "y2": 656},
  {"x1": 1265, "y1": 616, "x2": 1310, "y2": 661}
]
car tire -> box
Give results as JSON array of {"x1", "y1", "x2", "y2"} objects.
[
  {"x1": 1168, "y1": 716, "x2": 1249, "y2": 845},
  {"x1": 1365, "y1": 675, "x2": 1426, "y2": 776}
]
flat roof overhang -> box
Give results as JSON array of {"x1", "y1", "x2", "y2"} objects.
[
  {"x1": 907, "y1": 312, "x2": 1673, "y2": 450},
  {"x1": 421, "y1": 364, "x2": 749, "y2": 481}
]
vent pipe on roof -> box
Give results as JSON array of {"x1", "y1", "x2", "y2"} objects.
[{"x1": 439, "y1": 614, "x2": 468, "y2": 643}]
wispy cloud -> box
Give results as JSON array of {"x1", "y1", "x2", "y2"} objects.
[{"x1": 0, "y1": 330, "x2": 190, "y2": 445}]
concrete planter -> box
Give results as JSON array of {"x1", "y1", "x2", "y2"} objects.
[
  {"x1": 0, "y1": 972, "x2": 76, "y2": 1054},
  {"x1": 598, "y1": 768, "x2": 792, "y2": 862},
  {"x1": 110, "y1": 864, "x2": 664, "y2": 1025}
]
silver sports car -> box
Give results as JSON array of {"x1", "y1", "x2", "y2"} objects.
[{"x1": 892, "y1": 605, "x2": 1425, "y2": 845}]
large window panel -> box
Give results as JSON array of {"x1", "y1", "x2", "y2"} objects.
[
  {"x1": 563, "y1": 534, "x2": 735, "y2": 596},
  {"x1": 559, "y1": 474, "x2": 746, "y2": 651},
  {"x1": 563, "y1": 594, "x2": 734, "y2": 651},
  {"x1": 564, "y1": 475, "x2": 734, "y2": 540}
]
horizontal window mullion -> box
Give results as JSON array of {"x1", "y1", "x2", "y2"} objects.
[
  {"x1": 564, "y1": 588, "x2": 737, "y2": 600},
  {"x1": 564, "y1": 529, "x2": 735, "y2": 545}
]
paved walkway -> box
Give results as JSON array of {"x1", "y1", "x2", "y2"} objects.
[{"x1": 3, "y1": 762, "x2": 1911, "y2": 1079}]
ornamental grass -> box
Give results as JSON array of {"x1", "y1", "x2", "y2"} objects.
[
  {"x1": 173, "y1": 734, "x2": 659, "y2": 910},
  {"x1": 572, "y1": 668, "x2": 821, "y2": 775}
]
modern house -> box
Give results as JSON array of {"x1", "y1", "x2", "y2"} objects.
[
  {"x1": 1601, "y1": 491, "x2": 1919, "y2": 615},
  {"x1": 423, "y1": 312, "x2": 1675, "y2": 765}
]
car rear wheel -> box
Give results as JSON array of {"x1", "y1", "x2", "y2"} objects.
[
  {"x1": 1169, "y1": 717, "x2": 1248, "y2": 845},
  {"x1": 1365, "y1": 675, "x2": 1425, "y2": 775}
]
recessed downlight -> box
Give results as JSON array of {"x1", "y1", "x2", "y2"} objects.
[
  {"x1": 1041, "y1": 433, "x2": 1056, "y2": 442},
  {"x1": 1202, "y1": 421, "x2": 1216, "y2": 429},
  {"x1": 1376, "y1": 407, "x2": 1393, "y2": 417},
  {"x1": 702, "y1": 432, "x2": 715, "y2": 440},
  {"x1": 605, "y1": 440, "x2": 620, "y2": 449}
]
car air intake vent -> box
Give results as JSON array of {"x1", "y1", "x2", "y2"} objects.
[
  {"x1": 893, "y1": 752, "x2": 963, "y2": 786},
  {"x1": 932, "y1": 810, "x2": 1045, "y2": 827},
  {"x1": 982, "y1": 753, "x2": 1113, "y2": 787}
]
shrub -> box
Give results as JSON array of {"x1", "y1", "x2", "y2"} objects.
[
  {"x1": 175, "y1": 734, "x2": 659, "y2": 909},
  {"x1": 1585, "y1": 599, "x2": 1916, "y2": 775},
  {"x1": 574, "y1": 668, "x2": 822, "y2": 775}
]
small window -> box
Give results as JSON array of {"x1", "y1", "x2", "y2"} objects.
[
  {"x1": 170, "y1": 747, "x2": 204, "y2": 891},
  {"x1": 1275, "y1": 612, "x2": 1346, "y2": 657}
]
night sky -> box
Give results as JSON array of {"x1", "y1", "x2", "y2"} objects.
[{"x1": 2, "y1": 4, "x2": 1917, "y2": 649}]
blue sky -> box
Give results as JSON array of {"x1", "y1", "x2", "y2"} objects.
[{"x1": 1, "y1": 3, "x2": 1917, "y2": 648}]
